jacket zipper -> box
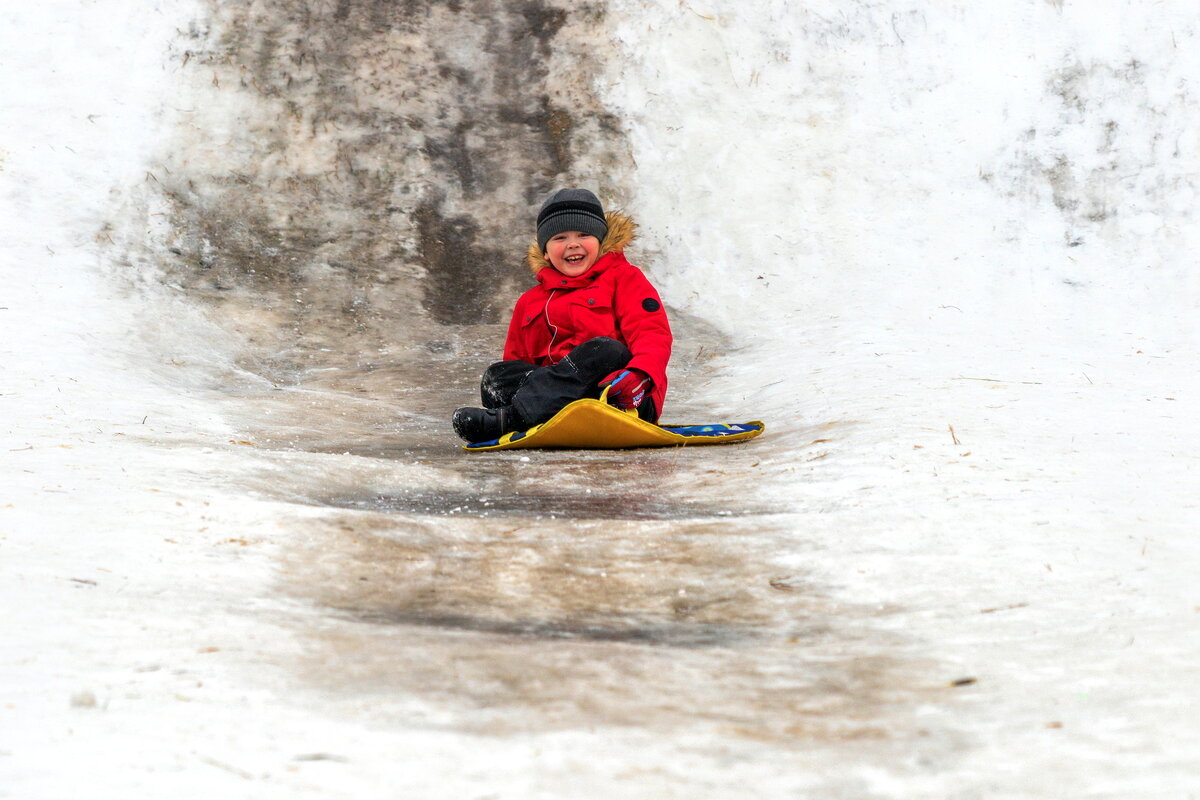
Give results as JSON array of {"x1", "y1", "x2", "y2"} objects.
[{"x1": 543, "y1": 289, "x2": 559, "y2": 362}]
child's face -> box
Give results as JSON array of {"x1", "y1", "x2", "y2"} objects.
[{"x1": 545, "y1": 231, "x2": 600, "y2": 277}]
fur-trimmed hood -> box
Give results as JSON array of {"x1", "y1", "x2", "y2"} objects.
[{"x1": 525, "y1": 211, "x2": 636, "y2": 275}]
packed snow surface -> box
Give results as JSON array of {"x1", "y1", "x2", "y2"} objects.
[{"x1": 3, "y1": 1, "x2": 1198, "y2": 798}]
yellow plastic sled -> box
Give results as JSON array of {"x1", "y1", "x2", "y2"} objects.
[{"x1": 463, "y1": 388, "x2": 765, "y2": 451}]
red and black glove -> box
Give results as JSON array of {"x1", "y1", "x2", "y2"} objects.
[{"x1": 599, "y1": 368, "x2": 652, "y2": 410}]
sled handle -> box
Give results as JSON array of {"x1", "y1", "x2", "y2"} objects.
[{"x1": 598, "y1": 384, "x2": 640, "y2": 416}]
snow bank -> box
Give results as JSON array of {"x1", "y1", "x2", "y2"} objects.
[
  {"x1": 1, "y1": 4, "x2": 284, "y2": 796},
  {"x1": 603, "y1": 1, "x2": 1199, "y2": 352}
]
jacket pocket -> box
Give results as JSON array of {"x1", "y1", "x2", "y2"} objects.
[{"x1": 566, "y1": 293, "x2": 618, "y2": 339}]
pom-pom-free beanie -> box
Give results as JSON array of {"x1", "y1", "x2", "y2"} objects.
[{"x1": 536, "y1": 188, "x2": 608, "y2": 253}]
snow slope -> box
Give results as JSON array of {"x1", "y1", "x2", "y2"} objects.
[
  {"x1": 2, "y1": 1, "x2": 1198, "y2": 797},
  {"x1": 600, "y1": 4, "x2": 1200, "y2": 794}
]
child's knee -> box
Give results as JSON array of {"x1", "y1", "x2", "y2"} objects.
[
  {"x1": 480, "y1": 360, "x2": 533, "y2": 407},
  {"x1": 572, "y1": 336, "x2": 632, "y2": 370},
  {"x1": 481, "y1": 361, "x2": 509, "y2": 384}
]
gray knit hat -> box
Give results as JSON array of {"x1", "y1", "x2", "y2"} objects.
[{"x1": 536, "y1": 188, "x2": 608, "y2": 253}]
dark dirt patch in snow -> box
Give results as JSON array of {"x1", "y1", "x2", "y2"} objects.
[
  {"x1": 278, "y1": 508, "x2": 936, "y2": 743},
  {"x1": 314, "y1": 488, "x2": 780, "y2": 521}
]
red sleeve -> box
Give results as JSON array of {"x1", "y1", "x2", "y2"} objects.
[
  {"x1": 502, "y1": 296, "x2": 528, "y2": 362},
  {"x1": 612, "y1": 265, "x2": 672, "y2": 397}
]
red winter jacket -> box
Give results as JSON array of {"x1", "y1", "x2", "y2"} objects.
[{"x1": 504, "y1": 213, "x2": 672, "y2": 417}]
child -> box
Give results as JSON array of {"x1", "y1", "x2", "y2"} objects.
[{"x1": 452, "y1": 188, "x2": 672, "y2": 443}]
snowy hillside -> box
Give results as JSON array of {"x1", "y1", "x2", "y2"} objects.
[{"x1": 2, "y1": 1, "x2": 1198, "y2": 798}]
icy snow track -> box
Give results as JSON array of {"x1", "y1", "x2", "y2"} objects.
[
  {"x1": 5, "y1": 0, "x2": 1200, "y2": 797},
  {"x1": 252, "y1": 344, "x2": 907, "y2": 725}
]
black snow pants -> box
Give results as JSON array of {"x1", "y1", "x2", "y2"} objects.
[{"x1": 480, "y1": 337, "x2": 658, "y2": 427}]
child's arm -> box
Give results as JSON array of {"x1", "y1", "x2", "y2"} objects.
[
  {"x1": 612, "y1": 268, "x2": 672, "y2": 392},
  {"x1": 501, "y1": 296, "x2": 531, "y2": 362}
]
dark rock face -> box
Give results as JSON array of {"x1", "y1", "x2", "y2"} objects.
[{"x1": 148, "y1": 0, "x2": 627, "y2": 351}]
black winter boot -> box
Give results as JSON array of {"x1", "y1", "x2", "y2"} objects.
[{"x1": 452, "y1": 405, "x2": 523, "y2": 443}]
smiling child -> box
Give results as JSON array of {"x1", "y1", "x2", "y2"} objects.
[{"x1": 452, "y1": 188, "x2": 673, "y2": 444}]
